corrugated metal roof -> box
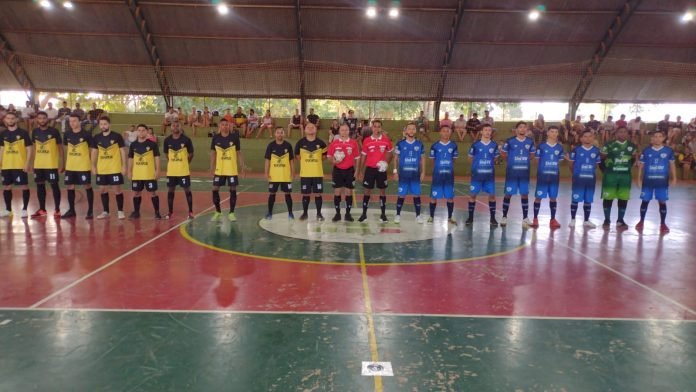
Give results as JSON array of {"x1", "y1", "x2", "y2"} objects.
[{"x1": 0, "y1": 0, "x2": 694, "y2": 102}]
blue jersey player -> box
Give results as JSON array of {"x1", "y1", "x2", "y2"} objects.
[
  {"x1": 568, "y1": 130, "x2": 601, "y2": 228},
  {"x1": 635, "y1": 130, "x2": 676, "y2": 233},
  {"x1": 394, "y1": 123, "x2": 426, "y2": 223},
  {"x1": 531, "y1": 125, "x2": 564, "y2": 229},
  {"x1": 428, "y1": 126, "x2": 458, "y2": 225},
  {"x1": 500, "y1": 121, "x2": 536, "y2": 227},
  {"x1": 466, "y1": 124, "x2": 499, "y2": 227}
]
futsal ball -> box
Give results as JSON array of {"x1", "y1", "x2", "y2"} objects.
[
  {"x1": 377, "y1": 160, "x2": 388, "y2": 172},
  {"x1": 333, "y1": 150, "x2": 346, "y2": 163}
]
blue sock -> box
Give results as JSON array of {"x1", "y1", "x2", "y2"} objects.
[
  {"x1": 640, "y1": 200, "x2": 649, "y2": 221},
  {"x1": 570, "y1": 202, "x2": 578, "y2": 219},
  {"x1": 414, "y1": 197, "x2": 421, "y2": 216},
  {"x1": 521, "y1": 197, "x2": 529, "y2": 219},
  {"x1": 502, "y1": 196, "x2": 511, "y2": 217},
  {"x1": 396, "y1": 197, "x2": 405, "y2": 215},
  {"x1": 533, "y1": 201, "x2": 541, "y2": 219}
]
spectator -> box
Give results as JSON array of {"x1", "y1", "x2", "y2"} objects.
[
  {"x1": 256, "y1": 110, "x2": 274, "y2": 138},
  {"x1": 176, "y1": 107, "x2": 186, "y2": 124},
  {"x1": 339, "y1": 112, "x2": 347, "y2": 126},
  {"x1": 615, "y1": 114, "x2": 628, "y2": 129},
  {"x1": 669, "y1": 115, "x2": 684, "y2": 146},
  {"x1": 415, "y1": 110, "x2": 430, "y2": 141},
  {"x1": 161, "y1": 107, "x2": 178, "y2": 135},
  {"x1": 188, "y1": 107, "x2": 204, "y2": 136},
  {"x1": 360, "y1": 119, "x2": 371, "y2": 140},
  {"x1": 560, "y1": 113, "x2": 571, "y2": 144},
  {"x1": 688, "y1": 117, "x2": 696, "y2": 135},
  {"x1": 202, "y1": 106, "x2": 212, "y2": 128},
  {"x1": 44, "y1": 102, "x2": 58, "y2": 127},
  {"x1": 21, "y1": 100, "x2": 36, "y2": 130},
  {"x1": 147, "y1": 127, "x2": 157, "y2": 142},
  {"x1": 628, "y1": 116, "x2": 645, "y2": 145},
  {"x1": 0, "y1": 105, "x2": 6, "y2": 131},
  {"x1": 87, "y1": 103, "x2": 106, "y2": 132},
  {"x1": 287, "y1": 108, "x2": 303, "y2": 138},
  {"x1": 345, "y1": 109, "x2": 359, "y2": 139},
  {"x1": 439, "y1": 112, "x2": 453, "y2": 129},
  {"x1": 247, "y1": 108, "x2": 260, "y2": 136},
  {"x1": 306, "y1": 108, "x2": 320, "y2": 130},
  {"x1": 532, "y1": 114, "x2": 545, "y2": 144},
  {"x1": 71, "y1": 102, "x2": 86, "y2": 123},
  {"x1": 56, "y1": 101, "x2": 71, "y2": 133},
  {"x1": 123, "y1": 125, "x2": 137, "y2": 147},
  {"x1": 584, "y1": 114, "x2": 601, "y2": 135},
  {"x1": 222, "y1": 108, "x2": 234, "y2": 123},
  {"x1": 466, "y1": 112, "x2": 482, "y2": 141},
  {"x1": 657, "y1": 114, "x2": 670, "y2": 134},
  {"x1": 570, "y1": 115, "x2": 584, "y2": 145},
  {"x1": 481, "y1": 110, "x2": 495, "y2": 127},
  {"x1": 600, "y1": 115, "x2": 615, "y2": 144},
  {"x1": 329, "y1": 119, "x2": 340, "y2": 142},
  {"x1": 454, "y1": 114, "x2": 466, "y2": 142},
  {"x1": 677, "y1": 145, "x2": 693, "y2": 180},
  {"x1": 232, "y1": 107, "x2": 248, "y2": 137}
]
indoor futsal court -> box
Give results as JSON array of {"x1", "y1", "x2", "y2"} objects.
[{"x1": 1, "y1": 1, "x2": 696, "y2": 391}]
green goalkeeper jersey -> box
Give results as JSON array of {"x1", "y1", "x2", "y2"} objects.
[{"x1": 601, "y1": 140, "x2": 637, "y2": 175}]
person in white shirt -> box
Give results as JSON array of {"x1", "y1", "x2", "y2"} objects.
[
  {"x1": 628, "y1": 116, "x2": 645, "y2": 145},
  {"x1": 247, "y1": 109, "x2": 260, "y2": 136},
  {"x1": 161, "y1": 107, "x2": 178, "y2": 136},
  {"x1": 44, "y1": 102, "x2": 59, "y2": 127},
  {"x1": 21, "y1": 100, "x2": 36, "y2": 130}
]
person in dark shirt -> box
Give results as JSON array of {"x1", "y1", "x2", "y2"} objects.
[{"x1": 306, "y1": 108, "x2": 320, "y2": 130}]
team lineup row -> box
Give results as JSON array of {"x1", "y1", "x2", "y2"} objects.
[{"x1": 0, "y1": 111, "x2": 677, "y2": 233}]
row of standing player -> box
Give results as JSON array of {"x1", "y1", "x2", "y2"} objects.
[
  {"x1": 0, "y1": 111, "x2": 196, "y2": 220},
  {"x1": 263, "y1": 120, "x2": 676, "y2": 233}
]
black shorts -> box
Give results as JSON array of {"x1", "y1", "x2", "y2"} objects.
[
  {"x1": 213, "y1": 175, "x2": 239, "y2": 187},
  {"x1": 300, "y1": 177, "x2": 324, "y2": 194},
  {"x1": 33, "y1": 168, "x2": 59, "y2": 184},
  {"x1": 64, "y1": 171, "x2": 91, "y2": 186},
  {"x1": 268, "y1": 182, "x2": 292, "y2": 193},
  {"x1": 332, "y1": 167, "x2": 355, "y2": 189},
  {"x1": 1, "y1": 169, "x2": 28, "y2": 186},
  {"x1": 167, "y1": 176, "x2": 191, "y2": 188},
  {"x1": 96, "y1": 173, "x2": 124, "y2": 186},
  {"x1": 363, "y1": 167, "x2": 388, "y2": 189},
  {"x1": 132, "y1": 180, "x2": 158, "y2": 192}
]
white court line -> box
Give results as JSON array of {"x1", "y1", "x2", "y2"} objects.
[
  {"x1": 29, "y1": 186, "x2": 251, "y2": 309},
  {"x1": 0, "y1": 307, "x2": 694, "y2": 323}
]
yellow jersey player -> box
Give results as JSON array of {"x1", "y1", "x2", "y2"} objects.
[
  {"x1": 162, "y1": 121, "x2": 194, "y2": 220},
  {"x1": 0, "y1": 111, "x2": 33, "y2": 218},
  {"x1": 210, "y1": 118, "x2": 245, "y2": 222},
  {"x1": 127, "y1": 124, "x2": 161, "y2": 219},
  {"x1": 294, "y1": 123, "x2": 327, "y2": 221},
  {"x1": 61, "y1": 113, "x2": 95, "y2": 219},
  {"x1": 264, "y1": 126, "x2": 295, "y2": 220},
  {"x1": 31, "y1": 111, "x2": 64, "y2": 218},
  {"x1": 90, "y1": 116, "x2": 127, "y2": 220}
]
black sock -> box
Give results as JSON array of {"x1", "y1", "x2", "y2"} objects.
[
  {"x1": 550, "y1": 200, "x2": 557, "y2": 219},
  {"x1": 640, "y1": 200, "x2": 649, "y2": 221},
  {"x1": 334, "y1": 195, "x2": 341, "y2": 213},
  {"x1": 133, "y1": 196, "x2": 142, "y2": 213},
  {"x1": 603, "y1": 199, "x2": 613, "y2": 221},
  {"x1": 267, "y1": 193, "x2": 276, "y2": 215},
  {"x1": 284, "y1": 193, "x2": 293, "y2": 213},
  {"x1": 446, "y1": 201, "x2": 454, "y2": 219},
  {"x1": 570, "y1": 202, "x2": 578, "y2": 219},
  {"x1": 617, "y1": 199, "x2": 627, "y2": 221},
  {"x1": 86, "y1": 188, "x2": 94, "y2": 214},
  {"x1": 37, "y1": 183, "x2": 47, "y2": 210},
  {"x1": 533, "y1": 201, "x2": 541, "y2": 219},
  {"x1": 3, "y1": 189, "x2": 11, "y2": 211},
  {"x1": 429, "y1": 202, "x2": 436, "y2": 218},
  {"x1": 379, "y1": 196, "x2": 387, "y2": 215},
  {"x1": 659, "y1": 202, "x2": 667, "y2": 224},
  {"x1": 502, "y1": 196, "x2": 511, "y2": 217},
  {"x1": 583, "y1": 203, "x2": 591, "y2": 221},
  {"x1": 396, "y1": 197, "x2": 405, "y2": 215},
  {"x1": 22, "y1": 190, "x2": 29, "y2": 209},
  {"x1": 101, "y1": 192, "x2": 109, "y2": 213},
  {"x1": 67, "y1": 189, "x2": 76, "y2": 210},
  {"x1": 362, "y1": 195, "x2": 370, "y2": 214},
  {"x1": 521, "y1": 197, "x2": 529, "y2": 219},
  {"x1": 51, "y1": 183, "x2": 61, "y2": 211},
  {"x1": 467, "y1": 201, "x2": 475, "y2": 219},
  {"x1": 302, "y1": 196, "x2": 310, "y2": 214},
  {"x1": 414, "y1": 197, "x2": 421, "y2": 216},
  {"x1": 167, "y1": 191, "x2": 175, "y2": 213},
  {"x1": 116, "y1": 193, "x2": 124, "y2": 212},
  {"x1": 346, "y1": 195, "x2": 353, "y2": 213},
  {"x1": 489, "y1": 200, "x2": 496, "y2": 219},
  {"x1": 315, "y1": 196, "x2": 323, "y2": 214},
  {"x1": 151, "y1": 195, "x2": 160, "y2": 213},
  {"x1": 185, "y1": 190, "x2": 193, "y2": 213},
  {"x1": 229, "y1": 190, "x2": 237, "y2": 213},
  {"x1": 212, "y1": 190, "x2": 221, "y2": 212}
]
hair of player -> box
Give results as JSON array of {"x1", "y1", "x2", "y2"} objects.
[
  {"x1": 440, "y1": 125, "x2": 451, "y2": 132},
  {"x1": 4, "y1": 111, "x2": 17, "y2": 117},
  {"x1": 653, "y1": 129, "x2": 665, "y2": 136},
  {"x1": 481, "y1": 124, "x2": 493, "y2": 131},
  {"x1": 36, "y1": 111, "x2": 48, "y2": 117},
  {"x1": 275, "y1": 126, "x2": 285, "y2": 132},
  {"x1": 616, "y1": 126, "x2": 628, "y2": 132},
  {"x1": 581, "y1": 129, "x2": 593, "y2": 137},
  {"x1": 68, "y1": 113, "x2": 80, "y2": 119},
  {"x1": 372, "y1": 119, "x2": 382, "y2": 126},
  {"x1": 136, "y1": 123, "x2": 148, "y2": 130},
  {"x1": 547, "y1": 125, "x2": 559, "y2": 131},
  {"x1": 219, "y1": 118, "x2": 229, "y2": 123},
  {"x1": 99, "y1": 116, "x2": 111, "y2": 124},
  {"x1": 515, "y1": 120, "x2": 527, "y2": 128}
]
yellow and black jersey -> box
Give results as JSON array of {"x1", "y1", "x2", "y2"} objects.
[
  {"x1": 294, "y1": 137, "x2": 327, "y2": 178},
  {"x1": 93, "y1": 131, "x2": 125, "y2": 175},
  {"x1": 32, "y1": 127, "x2": 62, "y2": 169},
  {"x1": 129, "y1": 139, "x2": 160, "y2": 180},
  {"x1": 265, "y1": 140, "x2": 294, "y2": 183},
  {"x1": 163, "y1": 134, "x2": 194, "y2": 177},
  {"x1": 0, "y1": 128, "x2": 32, "y2": 170},
  {"x1": 211, "y1": 132, "x2": 241, "y2": 176},
  {"x1": 64, "y1": 130, "x2": 93, "y2": 172}
]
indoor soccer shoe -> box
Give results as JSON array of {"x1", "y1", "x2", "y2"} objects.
[
  {"x1": 265, "y1": 213, "x2": 273, "y2": 220},
  {"x1": 602, "y1": 219, "x2": 611, "y2": 229},
  {"x1": 96, "y1": 212, "x2": 109, "y2": 220},
  {"x1": 530, "y1": 218, "x2": 539, "y2": 228},
  {"x1": 521, "y1": 218, "x2": 531, "y2": 228},
  {"x1": 447, "y1": 218, "x2": 457, "y2": 225},
  {"x1": 129, "y1": 211, "x2": 140, "y2": 220},
  {"x1": 427, "y1": 216, "x2": 434, "y2": 224},
  {"x1": 299, "y1": 212, "x2": 308, "y2": 221},
  {"x1": 288, "y1": 212, "x2": 295, "y2": 220},
  {"x1": 0, "y1": 210, "x2": 12, "y2": 218},
  {"x1": 332, "y1": 213, "x2": 341, "y2": 222},
  {"x1": 210, "y1": 212, "x2": 221, "y2": 221},
  {"x1": 568, "y1": 219, "x2": 576, "y2": 228},
  {"x1": 393, "y1": 214, "x2": 400, "y2": 224},
  {"x1": 490, "y1": 218, "x2": 499, "y2": 227},
  {"x1": 53, "y1": 210, "x2": 61, "y2": 218},
  {"x1": 117, "y1": 211, "x2": 126, "y2": 220},
  {"x1": 660, "y1": 224, "x2": 670, "y2": 234},
  {"x1": 379, "y1": 214, "x2": 388, "y2": 223},
  {"x1": 616, "y1": 220, "x2": 628, "y2": 230},
  {"x1": 583, "y1": 220, "x2": 597, "y2": 229},
  {"x1": 635, "y1": 221, "x2": 644, "y2": 231},
  {"x1": 154, "y1": 212, "x2": 162, "y2": 220},
  {"x1": 415, "y1": 215, "x2": 424, "y2": 224},
  {"x1": 228, "y1": 212, "x2": 237, "y2": 222},
  {"x1": 85, "y1": 212, "x2": 93, "y2": 220},
  {"x1": 61, "y1": 210, "x2": 77, "y2": 219},
  {"x1": 500, "y1": 217, "x2": 507, "y2": 227},
  {"x1": 31, "y1": 209, "x2": 48, "y2": 219},
  {"x1": 20, "y1": 210, "x2": 28, "y2": 219},
  {"x1": 549, "y1": 219, "x2": 561, "y2": 229},
  {"x1": 344, "y1": 213, "x2": 354, "y2": 222},
  {"x1": 188, "y1": 212, "x2": 195, "y2": 220},
  {"x1": 317, "y1": 214, "x2": 325, "y2": 222},
  {"x1": 358, "y1": 214, "x2": 368, "y2": 222}
]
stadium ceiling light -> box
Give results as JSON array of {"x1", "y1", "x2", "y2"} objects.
[
  {"x1": 389, "y1": 0, "x2": 400, "y2": 18},
  {"x1": 217, "y1": 3, "x2": 229, "y2": 16},
  {"x1": 39, "y1": 0, "x2": 53, "y2": 9},
  {"x1": 528, "y1": 10, "x2": 540, "y2": 21},
  {"x1": 62, "y1": 1, "x2": 74, "y2": 9},
  {"x1": 366, "y1": 6, "x2": 377, "y2": 18},
  {"x1": 682, "y1": 12, "x2": 694, "y2": 23}
]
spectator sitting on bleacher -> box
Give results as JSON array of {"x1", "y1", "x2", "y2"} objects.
[
  {"x1": 0, "y1": 105, "x2": 6, "y2": 131},
  {"x1": 56, "y1": 101, "x2": 71, "y2": 133},
  {"x1": 177, "y1": 107, "x2": 186, "y2": 124},
  {"x1": 123, "y1": 125, "x2": 137, "y2": 147},
  {"x1": 87, "y1": 103, "x2": 106, "y2": 132},
  {"x1": 203, "y1": 106, "x2": 212, "y2": 128},
  {"x1": 454, "y1": 114, "x2": 466, "y2": 141},
  {"x1": 44, "y1": 102, "x2": 58, "y2": 128},
  {"x1": 21, "y1": 100, "x2": 36, "y2": 131},
  {"x1": 248, "y1": 109, "x2": 260, "y2": 136},
  {"x1": 439, "y1": 112, "x2": 453, "y2": 129},
  {"x1": 161, "y1": 107, "x2": 178, "y2": 135},
  {"x1": 288, "y1": 108, "x2": 303, "y2": 138},
  {"x1": 256, "y1": 110, "x2": 274, "y2": 138},
  {"x1": 306, "y1": 108, "x2": 320, "y2": 130},
  {"x1": 188, "y1": 107, "x2": 204, "y2": 136},
  {"x1": 72, "y1": 103, "x2": 86, "y2": 129},
  {"x1": 232, "y1": 107, "x2": 248, "y2": 137},
  {"x1": 466, "y1": 112, "x2": 481, "y2": 141},
  {"x1": 147, "y1": 126, "x2": 157, "y2": 142}
]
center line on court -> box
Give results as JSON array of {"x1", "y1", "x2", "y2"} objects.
[{"x1": 359, "y1": 242, "x2": 384, "y2": 392}]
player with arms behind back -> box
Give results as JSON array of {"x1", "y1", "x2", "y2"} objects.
[
  {"x1": 635, "y1": 130, "x2": 676, "y2": 233},
  {"x1": 393, "y1": 122, "x2": 426, "y2": 223},
  {"x1": 328, "y1": 124, "x2": 360, "y2": 222},
  {"x1": 467, "y1": 124, "x2": 499, "y2": 227}
]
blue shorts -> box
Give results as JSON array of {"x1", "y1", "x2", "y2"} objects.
[
  {"x1": 431, "y1": 181, "x2": 454, "y2": 199},
  {"x1": 470, "y1": 179, "x2": 495, "y2": 195},
  {"x1": 504, "y1": 177, "x2": 529, "y2": 196},
  {"x1": 535, "y1": 180, "x2": 559, "y2": 199},
  {"x1": 640, "y1": 185, "x2": 669, "y2": 202},
  {"x1": 398, "y1": 179, "x2": 421, "y2": 197},
  {"x1": 571, "y1": 182, "x2": 596, "y2": 203}
]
